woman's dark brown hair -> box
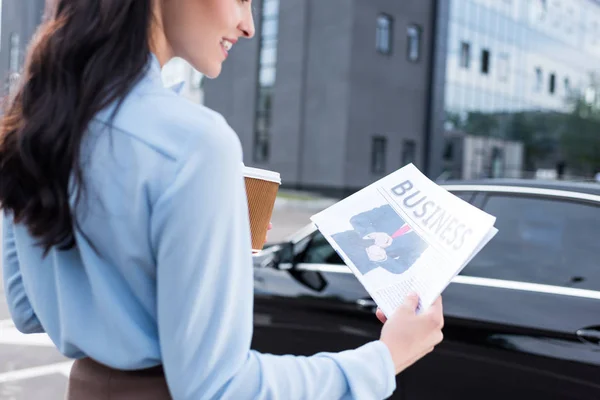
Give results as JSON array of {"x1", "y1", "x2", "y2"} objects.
[{"x1": 0, "y1": 0, "x2": 153, "y2": 255}]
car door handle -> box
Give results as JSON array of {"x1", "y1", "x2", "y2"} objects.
[
  {"x1": 356, "y1": 299, "x2": 377, "y2": 313},
  {"x1": 576, "y1": 327, "x2": 600, "y2": 345}
]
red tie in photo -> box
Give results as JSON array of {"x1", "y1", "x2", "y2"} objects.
[{"x1": 391, "y1": 224, "x2": 412, "y2": 238}]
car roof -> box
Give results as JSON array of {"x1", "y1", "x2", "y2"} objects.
[
  {"x1": 275, "y1": 178, "x2": 600, "y2": 245},
  {"x1": 439, "y1": 178, "x2": 600, "y2": 196}
]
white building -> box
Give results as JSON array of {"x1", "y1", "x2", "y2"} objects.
[{"x1": 442, "y1": 0, "x2": 600, "y2": 179}]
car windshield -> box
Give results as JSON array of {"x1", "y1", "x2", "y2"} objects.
[{"x1": 302, "y1": 231, "x2": 344, "y2": 265}]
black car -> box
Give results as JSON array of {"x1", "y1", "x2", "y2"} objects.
[{"x1": 251, "y1": 180, "x2": 600, "y2": 400}]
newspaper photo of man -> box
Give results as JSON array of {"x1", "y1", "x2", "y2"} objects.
[{"x1": 331, "y1": 204, "x2": 428, "y2": 275}]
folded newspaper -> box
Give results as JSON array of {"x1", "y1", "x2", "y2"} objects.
[{"x1": 310, "y1": 164, "x2": 498, "y2": 317}]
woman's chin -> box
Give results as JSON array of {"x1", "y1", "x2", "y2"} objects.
[
  {"x1": 203, "y1": 64, "x2": 222, "y2": 79},
  {"x1": 186, "y1": 58, "x2": 221, "y2": 79}
]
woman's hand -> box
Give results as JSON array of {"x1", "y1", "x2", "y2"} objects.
[
  {"x1": 376, "y1": 308, "x2": 387, "y2": 323},
  {"x1": 377, "y1": 295, "x2": 444, "y2": 375},
  {"x1": 252, "y1": 223, "x2": 273, "y2": 255},
  {"x1": 265, "y1": 222, "x2": 272, "y2": 245}
]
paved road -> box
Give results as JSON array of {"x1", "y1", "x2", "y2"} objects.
[{"x1": 0, "y1": 201, "x2": 317, "y2": 399}]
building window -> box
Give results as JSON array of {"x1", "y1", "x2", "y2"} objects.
[
  {"x1": 407, "y1": 24, "x2": 422, "y2": 62},
  {"x1": 459, "y1": 42, "x2": 470, "y2": 68},
  {"x1": 584, "y1": 87, "x2": 596, "y2": 105},
  {"x1": 402, "y1": 140, "x2": 416, "y2": 165},
  {"x1": 534, "y1": 0, "x2": 549, "y2": 21},
  {"x1": 253, "y1": 0, "x2": 280, "y2": 163},
  {"x1": 591, "y1": 21, "x2": 599, "y2": 46},
  {"x1": 498, "y1": 53, "x2": 509, "y2": 82},
  {"x1": 376, "y1": 14, "x2": 393, "y2": 54},
  {"x1": 549, "y1": 73, "x2": 556, "y2": 95},
  {"x1": 534, "y1": 67, "x2": 543, "y2": 92},
  {"x1": 259, "y1": 65, "x2": 276, "y2": 86},
  {"x1": 564, "y1": 77, "x2": 571, "y2": 95},
  {"x1": 0, "y1": 0, "x2": 3, "y2": 51},
  {"x1": 481, "y1": 49, "x2": 490, "y2": 75},
  {"x1": 9, "y1": 33, "x2": 20, "y2": 72},
  {"x1": 371, "y1": 137, "x2": 387, "y2": 174}
]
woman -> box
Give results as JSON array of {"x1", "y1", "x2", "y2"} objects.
[{"x1": 0, "y1": 1, "x2": 444, "y2": 399}]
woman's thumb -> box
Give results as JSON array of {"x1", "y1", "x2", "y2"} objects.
[{"x1": 401, "y1": 293, "x2": 420, "y2": 312}]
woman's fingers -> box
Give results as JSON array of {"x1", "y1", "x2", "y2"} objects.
[
  {"x1": 264, "y1": 222, "x2": 273, "y2": 244},
  {"x1": 376, "y1": 308, "x2": 387, "y2": 324}
]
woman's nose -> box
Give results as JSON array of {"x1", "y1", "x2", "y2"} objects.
[{"x1": 240, "y1": 12, "x2": 256, "y2": 38}]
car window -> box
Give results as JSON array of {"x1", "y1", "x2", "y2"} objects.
[
  {"x1": 449, "y1": 191, "x2": 475, "y2": 203},
  {"x1": 301, "y1": 232, "x2": 344, "y2": 265},
  {"x1": 461, "y1": 195, "x2": 600, "y2": 290}
]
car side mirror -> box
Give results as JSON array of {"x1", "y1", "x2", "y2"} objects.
[
  {"x1": 253, "y1": 241, "x2": 295, "y2": 270},
  {"x1": 277, "y1": 239, "x2": 328, "y2": 292},
  {"x1": 289, "y1": 269, "x2": 328, "y2": 292},
  {"x1": 278, "y1": 241, "x2": 294, "y2": 264}
]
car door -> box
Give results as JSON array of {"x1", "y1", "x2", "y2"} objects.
[
  {"x1": 401, "y1": 188, "x2": 600, "y2": 400},
  {"x1": 252, "y1": 230, "x2": 408, "y2": 398}
]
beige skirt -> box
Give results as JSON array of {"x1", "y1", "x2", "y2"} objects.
[{"x1": 66, "y1": 357, "x2": 172, "y2": 400}]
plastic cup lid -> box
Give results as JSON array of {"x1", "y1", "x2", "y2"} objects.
[{"x1": 242, "y1": 164, "x2": 281, "y2": 184}]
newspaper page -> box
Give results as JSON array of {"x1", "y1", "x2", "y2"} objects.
[{"x1": 311, "y1": 164, "x2": 498, "y2": 317}]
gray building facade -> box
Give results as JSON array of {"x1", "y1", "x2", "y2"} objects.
[
  {"x1": 206, "y1": 0, "x2": 600, "y2": 191},
  {"x1": 0, "y1": 0, "x2": 46, "y2": 95},
  {"x1": 204, "y1": 0, "x2": 441, "y2": 195}
]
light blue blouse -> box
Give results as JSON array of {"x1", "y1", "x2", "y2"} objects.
[{"x1": 2, "y1": 54, "x2": 396, "y2": 399}]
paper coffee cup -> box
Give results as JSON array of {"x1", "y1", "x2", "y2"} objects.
[{"x1": 242, "y1": 166, "x2": 281, "y2": 252}]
